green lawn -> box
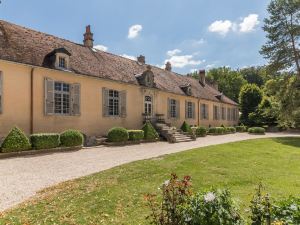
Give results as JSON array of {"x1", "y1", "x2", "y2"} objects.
[{"x1": 1, "y1": 137, "x2": 300, "y2": 225}]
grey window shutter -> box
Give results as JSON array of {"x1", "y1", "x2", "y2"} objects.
[
  {"x1": 0, "y1": 72, "x2": 2, "y2": 114},
  {"x1": 192, "y1": 102, "x2": 195, "y2": 119},
  {"x1": 185, "y1": 100, "x2": 188, "y2": 119},
  {"x1": 176, "y1": 100, "x2": 180, "y2": 119},
  {"x1": 167, "y1": 98, "x2": 170, "y2": 119},
  {"x1": 71, "y1": 83, "x2": 81, "y2": 116},
  {"x1": 120, "y1": 90, "x2": 127, "y2": 118},
  {"x1": 44, "y1": 77, "x2": 55, "y2": 115},
  {"x1": 102, "y1": 88, "x2": 109, "y2": 117}
]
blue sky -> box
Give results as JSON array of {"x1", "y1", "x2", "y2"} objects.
[{"x1": 0, "y1": 0, "x2": 270, "y2": 74}]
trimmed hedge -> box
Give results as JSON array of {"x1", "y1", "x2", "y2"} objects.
[
  {"x1": 181, "y1": 121, "x2": 192, "y2": 133},
  {"x1": 30, "y1": 133, "x2": 60, "y2": 150},
  {"x1": 227, "y1": 127, "x2": 236, "y2": 133},
  {"x1": 236, "y1": 126, "x2": 247, "y2": 132},
  {"x1": 107, "y1": 127, "x2": 129, "y2": 143},
  {"x1": 60, "y1": 129, "x2": 84, "y2": 147},
  {"x1": 128, "y1": 130, "x2": 144, "y2": 141},
  {"x1": 195, "y1": 127, "x2": 207, "y2": 137},
  {"x1": 208, "y1": 127, "x2": 225, "y2": 135},
  {"x1": 142, "y1": 121, "x2": 159, "y2": 140},
  {"x1": 248, "y1": 127, "x2": 265, "y2": 134},
  {"x1": 1, "y1": 127, "x2": 31, "y2": 153}
]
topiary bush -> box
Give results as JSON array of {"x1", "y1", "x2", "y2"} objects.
[
  {"x1": 60, "y1": 129, "x2": 84, "y2": 147},
  {"x1": 248, "y1": 127, "x2": 265, "y2": 134},
  {"x1": 1, "y1": 127, "x2": 31, "y2": 153},
  {"x1": 30, "y1": 133, "x2": 60, "y2": 150},
  {"x1": 107, "y1": 127, "x2": 129, "y2": 143},
  {"x1": 236, "y1": 126, "x2": 247, "y2": 132},
  {"x1": 128, "y1": 130, "x2": 144, "y2": 141},
  {"x1": 228, "y1": 127, "x2": 236, "y2": 133},
  {"x1": 181, "y1": 121, "x2": 192, "y2": 133},
  {"x1": 208, "y1": 127, "x2": 225, "y2": 135},
  {"x1": 195, "y1": 126, "x2": 207, "y2": 137},
  {"x1": 142, "y1": 121, "x2": 159, "y2": 141}
]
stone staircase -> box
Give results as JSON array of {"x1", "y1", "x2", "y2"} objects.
[{"x1": 155, "y1": 123, "x2": 195, "y2": 143}]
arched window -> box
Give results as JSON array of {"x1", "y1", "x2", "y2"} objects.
[{"x1": 144, "y1": 96, "x2": 152, "y2": 115}]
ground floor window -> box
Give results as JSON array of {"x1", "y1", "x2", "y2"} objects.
[
  {"x1": 144, "y1": 96, "x2": 152, "y2": 115},
  {"x1": 186, "y1": 101, "x2": 193, "y2": 119},
  {"x1": 108, "y1": 90, "x2": 119, "y2": 116},
  {"x1": 221, "y1": 107, "x2": 226, "y2": 120},
  {"x1": 54, "y1": 82, "x2": 70, "y2": 115},
  {"x1": 200, "y1": 104, "x2": 209, "y2": 120},
  {"x1": 213, "y1": 105, "x2": 220, "y2": 120},
  {"x1": 170, "y1": 99, "x2": 177, "y2": 118}
]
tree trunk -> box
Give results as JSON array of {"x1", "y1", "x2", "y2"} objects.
[{"x1": 289, "y1": 14, "x2": 300, "y2": 79}]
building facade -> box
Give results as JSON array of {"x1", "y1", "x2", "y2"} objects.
[{"x1": 0, "y1": 21, "x2": 239, "y2": 138}]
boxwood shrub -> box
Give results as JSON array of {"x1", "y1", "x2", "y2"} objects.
[
  {"x1": 1, "y1": 127, "x2": 31, "y2": 153},
  {"x1": 248, "y1": 127, "x2": 265, "y2": 134},
  {"x1": 142, "y1": 121, "x2": 159, "y2": 140},
  {"x1": 228, "y1": 127, "x2": 236, "y2": 133},
  {"x1": 60, "y1": 129, "x2": 84, "y2": 147},
  {"x1": 208, "y1": 127, "x2": 225, "y2": 135},
  {"x1": 107, "y1": 127, "x2": 129, "y2": 143},
  {"x1": 236, "y1": 126, "x2": 247, "y2": 132},
  {"x1": 181, "y1": 121, "x2": 192, "y2": 133},
  {"x1": 195, "y1": 126, "x2": 207, "y2": 137},
  {"x1": 128, "y1": 130, "x2": 144, "y2": 141},
  {"x1": 30, "y1": 133, "x2": 60, "y2": 150}
]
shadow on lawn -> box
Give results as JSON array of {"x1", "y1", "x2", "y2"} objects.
[{"x1": 273, "y1": 137, "x2": 300, "y2": 148}]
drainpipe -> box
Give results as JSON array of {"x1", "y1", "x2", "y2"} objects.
[
  {"x1": 197, "y1": 99, "x2": 200, "y2": 126},
  {"x1": 30, "y1": 67, "x2": 35, "y2": 134}
]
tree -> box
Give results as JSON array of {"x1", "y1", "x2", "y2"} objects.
[
  {"x1": 239, "y1": 84, "x2": 263, "y2": 125},
  {"x1": 207, "y1": 67, "x2": 247, "y2": 102},
  {"x1": 240, "y1": 66, "x2": 271, "y2": 87},
  {"x1": 260, "y1": 0, "x2": 300, "y2": 79}
]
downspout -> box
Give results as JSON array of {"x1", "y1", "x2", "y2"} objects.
[
  {"x1": 197, "y1": 99, "x2": 200, "y2": 126},
  {"x1": 30, "y1": 67, "x2": 35, "y2": 134}
]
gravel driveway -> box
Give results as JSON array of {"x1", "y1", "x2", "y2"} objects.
[{"x1": 0, "y1": 132, "x2": 299, "y2": 212}]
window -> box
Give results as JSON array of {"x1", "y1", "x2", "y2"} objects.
[
  {"x1": 185, "y1": 101, "x2": 195, "y2": 119},
  {"x1": 227, "y1": 108, "x2": 231, "y2": 121},
  {"x1": 213, "y1": 105, "x2": 220, "y2": 120},
  {"x1": 170, "y1": 99, "x2": 177, "y2": 118},
  {"x1": 221, "y1": 107, "x2": 226, "y2": 120},
  {"x1": 58, "y1": 57, "x2": 66, "y2": 69},
  {"x1": 200, "y1": 104, "x2": 209, "y2": 120},
  {"x1": 108, "y1": 90, "x2": 119, "y2": 116},
  {"x1": 144, "y1": 96, "x2": 152, "y2": 115},
  {"x1": 54, "y1": 82, "x2": 70, "y2": 115}
]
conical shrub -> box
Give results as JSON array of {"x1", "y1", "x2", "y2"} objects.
[
  {"x1": 1, "y1": 127, "x2": 31, "y2": 152},
  {"x1": 142, "y1": 121, "x2": 159, "y2": 140},
  {"x1": 181, "y1": 121, "x2": 192, "y2": 133}
]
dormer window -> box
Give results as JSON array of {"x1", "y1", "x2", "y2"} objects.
[
  {"x1": 43, "y1": 48, "x2": 71, "y2": 71},
  {"x1": 59, "y1": 57, "x2": 66, "y2": 69},
  {"x1": 180, "y1": 84, "x2": 192, "y2": 96},
  {"x1": 135, "y1": 66, "x2": 155, "y2": 88}
]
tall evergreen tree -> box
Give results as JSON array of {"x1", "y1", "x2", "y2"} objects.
[{"x1": 260, "y1": 0, "x2": 300, "y2": 79}]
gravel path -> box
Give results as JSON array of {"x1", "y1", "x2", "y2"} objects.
[{"x1": 0, "y1": 132, "x2": 299, "y2": 212}]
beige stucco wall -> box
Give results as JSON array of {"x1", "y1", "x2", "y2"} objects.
[{"x1": 0, "y1": 60, "x2": 239, "y2": 137}]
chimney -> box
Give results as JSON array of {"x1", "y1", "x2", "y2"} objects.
[
  {"x1": 165, "y1": 61, "x2": 172, "y2": 71},
  {"x1": 199, "y1": 69, "x2": 206, "y2": 85},
  {"x1": 83, "y1": 25, "x2": 94, "y2": 48},
  {"x1": 137, "y1": 55, "x2": 145, "y2": 64}
]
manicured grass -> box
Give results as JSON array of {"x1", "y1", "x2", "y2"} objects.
[{"x1": 1, "y1": 137, "x2": 300, "y2": 224}]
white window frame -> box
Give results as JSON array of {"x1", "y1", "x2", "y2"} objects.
[
  {"x1": 108, "y1": 89, "x2": 120, "y2": 117},
  {"x1": 58, "y1": 56, "x2": 67, "y2": 69},
  {"x1": 170, "y1": 99, "x2": 177, "y2": 118},
  {"x1": 54, "y1": 81, "x2": 71, "y2": 115},
  {"x1": 144, "y1": 95, "x2": 153, "y2": 116},
  {"x1": 200, "y1": 104, "x2": 208, "y2": 120},
  {"x1": 187, "y1": 101, "x2": 193, "y2": 119}
]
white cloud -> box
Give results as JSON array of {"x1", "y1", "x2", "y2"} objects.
[
  {"x1": 128, "y1": 24, "x2": 143, "y2": 39},
  {"x1": 167, "y1": 49, "x2": 182, "y2": 57},
  {"x1": 121, "y1": 54, "x2": 136, "y2": 60},
  {"x1": 239, "y1": 14, "x2": 260, "y2": 33},
  {"x1": 93, "y1": 44, "x2": 108, "y2": 52},
  {"x1": 208, "y1": 20, "x2": 233, "y2": 36},
  {"x1": 165, "y1": 55, "x2": 204, "y2": 68}
]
